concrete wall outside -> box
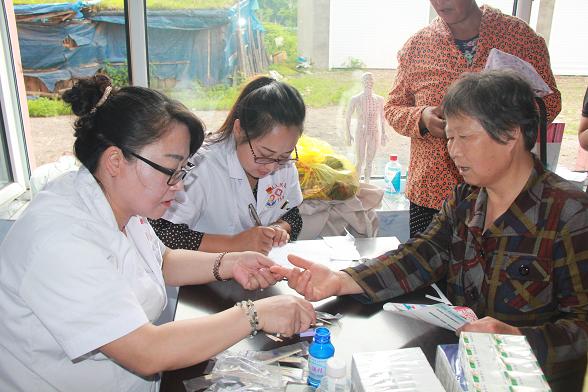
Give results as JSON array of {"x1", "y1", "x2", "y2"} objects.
[{"x1": 297, "y1": 0, "x2": 330, "y2": 69}]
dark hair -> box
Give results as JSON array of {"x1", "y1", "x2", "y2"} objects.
[
  {"x1": 442, "y1": 70, "x2": 539, "y2": 151},
  {"x1": 62, "y1": 74, "x2": 205, "y2": 172},
  {"x1": 213, "y1": 76, "x2": 306, "y2": 143}
]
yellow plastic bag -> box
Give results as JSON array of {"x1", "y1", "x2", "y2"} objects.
[{"x1": 296, "y1": 136, "x2": 359, "y2": 200}]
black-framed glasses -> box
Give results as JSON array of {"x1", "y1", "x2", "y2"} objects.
[
  {"x1": 243, "y1": 127, "x2": 299, "y2": 165},
  {"x1": 125, "y1": 150, "x2": 194, "y2": 186}
]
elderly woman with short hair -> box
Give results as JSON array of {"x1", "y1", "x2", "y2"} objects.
[{"x1": 272, "y1": 70, "x2": 588, "y2": 389}]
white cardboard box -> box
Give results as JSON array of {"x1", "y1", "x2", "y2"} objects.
[
  {"x1": 435, "y1": 344, "x2": 467, "y2": 392},
  {"x1": 351, "y1": 347, "x2": 445, "y2": 392}
]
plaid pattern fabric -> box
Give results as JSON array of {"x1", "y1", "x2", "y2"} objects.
[{"x1": 345, "y1": 158, "x2": 588, "y2": 378}]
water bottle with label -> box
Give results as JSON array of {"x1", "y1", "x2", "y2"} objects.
[
  {"x1": 384, "y1": 154, "x2": 402, "y2": 196},
  {"x1": 307, "y1": 327, "x2": 335, "y2": 387}
]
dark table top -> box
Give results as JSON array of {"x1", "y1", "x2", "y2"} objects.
[{"x1": 161, "y1": 237, "x2": 458, "y2": 392}]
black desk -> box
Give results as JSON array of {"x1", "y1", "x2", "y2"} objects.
[{"x1": 161, "y1": 238, "x2": 458, "y2": 391}]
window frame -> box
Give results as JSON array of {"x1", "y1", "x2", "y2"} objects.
[{"x1": 0, "y1": 0, "x2": 29, "y2": 206}]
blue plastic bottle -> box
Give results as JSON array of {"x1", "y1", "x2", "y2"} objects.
[
  {"x1": 384, "y1": 154, "x2": 402, "y2": 196},
  {"x1": 307, "y1": 327, "x2": 335, "y2": 387}
]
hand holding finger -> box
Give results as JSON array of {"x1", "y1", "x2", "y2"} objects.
[
  {"x1": 286, "y1": 268, "x2": 303, "y2": 288},
  {"x1": 268, "y1": 265, "x2": 289, "y2": 279},
  {"x1": 258, "y1": 267, "x2": 277, "y2": 287}
]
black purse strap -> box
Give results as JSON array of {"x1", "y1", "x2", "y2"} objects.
[{"x1": 535, "y1": 97, "x2": 547, "y2": 167}]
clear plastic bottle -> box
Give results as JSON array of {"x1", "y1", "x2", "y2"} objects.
[
  {"x1": 317, "y1": 357, "x2": 351, "y2": 392},
  {"x1": 384, "y1": 154, "x2": 402, "y2": 196},
  {"x1": 307, "y1": 327, "x2": 335, "y2": 387}
]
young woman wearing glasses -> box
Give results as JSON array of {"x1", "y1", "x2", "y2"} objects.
[
  {"x1": 0, "y1": 75, "x2": 315, "y2": 391},
  {"x1": 151, "y1": 76, "x2": 305, "y2": 255}
]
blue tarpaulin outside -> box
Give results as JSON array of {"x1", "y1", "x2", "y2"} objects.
[{"x1": 15, "y1": 0, "x2": 266, "y2": 91}]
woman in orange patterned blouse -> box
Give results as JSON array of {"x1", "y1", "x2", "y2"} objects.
[{"x1": 385, "y1": 0, "x2": 561, "y2": 238}]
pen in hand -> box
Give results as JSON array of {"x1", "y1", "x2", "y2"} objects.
[{"x1": 248, "y1": 203, "x2": 262, "y2": 226}]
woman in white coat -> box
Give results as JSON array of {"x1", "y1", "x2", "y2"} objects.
[
  {"x1": 0, "y1": 75, "x2": 315, "y2": 391},
  {"x1": 151, "y1": 77, "x2": 305, "y2": 255}
]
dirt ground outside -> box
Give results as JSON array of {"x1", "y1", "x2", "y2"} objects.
[{"x1": 28, "y1": 107, "x2": 582, "y2": 180}]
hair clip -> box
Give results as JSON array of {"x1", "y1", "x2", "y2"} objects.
[{"x1": 90, "y1": 85, "x2": 112, "y2": 114}]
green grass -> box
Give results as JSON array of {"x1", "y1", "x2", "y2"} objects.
[
  {"x1": 25, "y1": 70, "x2": 588, "y2": 134},
  {"x1": 553, "y1": 76, "x2": 588, "y2": 135},
  {"x1": 285, "y1": 70, "x2": 362, "y2": 108},
  {"x1": 27, "y1": 97, "x2": 71, "y2": 117},
  {"x1": 14, "y1": 0, "x2": 236, "y2": 10}
]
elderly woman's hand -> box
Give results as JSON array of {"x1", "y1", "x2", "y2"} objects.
[
  {"x1": 270, "y1": 255, "x2": 362, "y2": 301},
  {"x1": 222, "y1": 251, "x2": 279, "y2": 290},
  {"x1": 456, "y1": 316, "x2": 521, "y2": 336},
  {"x1": 420, "y1": 106, "x2": 446, "y2": 138}
]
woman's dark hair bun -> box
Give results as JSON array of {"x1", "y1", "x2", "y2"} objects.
[{"x1": 62, "y1": 74, "x2": 113, "y2": 117}]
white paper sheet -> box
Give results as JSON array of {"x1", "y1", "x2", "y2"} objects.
[
  {"x1": 322, "y1": 232, "x2": 361, "y2": 260},
  {"x1": 383, "y1": 302, "x2": 476, "y2": 331},
  {"x1": 268, "y1": 237, "x2": 361, "y2": 270}
]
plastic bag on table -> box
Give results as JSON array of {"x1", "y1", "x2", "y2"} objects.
[
  {"x1": 184, "y1": 351, "x2": 283, "y2": 392},
  {"x1": 243, "y1": 341, "x2": 309, "y2": 364},
  {"x1": 296, "y1": 136, "x2": 359, "y2": 201}
]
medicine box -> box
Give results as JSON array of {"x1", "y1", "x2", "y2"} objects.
[
  {"x1": 351, "y1": 347, "x2": 445, "y2": 392},
  {"x1": 435, "y1": 344, "x2": 468, "y2": 392},
  {"x1": 458, "y1": 332, "x2": 551, "y2": 392}
]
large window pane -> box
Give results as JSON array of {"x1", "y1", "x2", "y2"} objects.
[
  {"x1": 0, "y1": 106, "x2": 12, "y2": 189},
  {"x1": 13, "y1": 0, "x2": 577, "y2": 188},
  {"x1": 13, "y1": 0, "x2": 130, "y2": 168}
]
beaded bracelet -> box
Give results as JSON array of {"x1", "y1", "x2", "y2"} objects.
[
  {"x1": 235, "y1": 299, "x2": 259, "y2": 337},
  {"x1": 213, "y1": 252, "x2": 228, "y2": 281}
]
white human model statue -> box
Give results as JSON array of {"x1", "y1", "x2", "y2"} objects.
[{"x1": 346, "y1": 72, "x2": 386, "y2": 183}]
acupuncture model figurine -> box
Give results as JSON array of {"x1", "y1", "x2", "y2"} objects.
[{"x1": 345, "y1": 72, "x2": 386, "y2": 183}]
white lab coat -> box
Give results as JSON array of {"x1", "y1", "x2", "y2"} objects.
[
  {"x1": 164, "y1": 135, "x2": 303, "y2": 235},
  {"x1": 0, "y1": 167, "x2": 166, "y2": 392}
]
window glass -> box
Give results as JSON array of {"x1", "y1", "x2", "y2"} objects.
[
  {"x1": 11, "y1": 0, "x2": 586, "y2": 187},
  {"x1": 13, "y1": 0, "x2": 130, "y2": 168},
  {"x1": 0, "y1": 105, "x2": 12, "y2": 189}
]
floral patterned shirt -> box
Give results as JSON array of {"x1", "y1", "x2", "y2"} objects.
[
  {"x1": 454, "y1": 35, "x2": 479, "y2": 66},
  {"x1": 385, "y1": 5, "x2": 561, "y2": 210}
]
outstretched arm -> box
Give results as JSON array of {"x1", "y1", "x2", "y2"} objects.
[
  {"x1": 100, "y1": 295, "x2": 315, "y2": 376},
  {"x1": 162, "y1": 249, "x2": 277, "y2": 288},
  {"x1": 270, "y1": 255, "x2": 364, "y2": 301},
  {"x1": 150, "y1": 218, "x2": 281, "y2": 255}
]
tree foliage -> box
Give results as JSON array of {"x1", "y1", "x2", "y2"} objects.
[{"x1": 257, "y1": 0, "x2": 297, "y2": 28}]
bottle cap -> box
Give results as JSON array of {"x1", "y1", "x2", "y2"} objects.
[
  {"x1": 389, "y1": 154, "x2": 398, "y2": 161},
  {"x1": 314, "y1": 326, "x2": 331, "y2": 343},
  {"x1": 326, "y1": 357, "x2": 346, "y2": 378}
]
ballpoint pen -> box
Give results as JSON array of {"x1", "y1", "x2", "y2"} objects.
[{"x1": 248, "y1": 203, "x2": 262, "y2": 226}]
